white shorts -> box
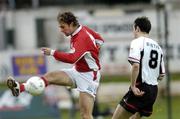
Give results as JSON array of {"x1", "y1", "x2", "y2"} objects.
[{"x1": 61, "y1": 67, "x2": 101, "y2": 99}]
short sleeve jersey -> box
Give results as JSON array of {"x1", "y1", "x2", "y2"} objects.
[{"x1": 128, "y1": 36, "x2": 165, "y2": 85}]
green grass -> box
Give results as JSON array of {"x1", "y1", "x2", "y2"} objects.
[
  {"x1": 148, "y1": 96, "x2": 180, "y2": 119},
  {"x1": 1, "y1": 73, "x2": 180, "y2": 119},
  {"x1": 54, "y1": 96, "x2": 180, "y2": 119},
  {"x1": 171, "y1": 72, "x2": 180, "y2": 81},
  {"x1": 101, "y1": 75, "x2": 130, "y2": 83},
  {"x1": 101, "y1": 72, "x2": 180, "y2": 83},
  {"x1": 0, "y1": 73, "x2": 179, "y2": 86},
  {"x1": 104, "y1": 97, "x2": 180, "y2": 119}
]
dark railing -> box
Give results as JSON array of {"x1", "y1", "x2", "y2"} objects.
[{"x1": 2, "y1": 0, "x2": 150, "y2": 9}]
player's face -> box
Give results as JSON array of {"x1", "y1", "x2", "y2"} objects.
[
  {"x1": 133, "y1": 25, "x2": 138, "y2": 38},
  {"x1": 59, "y1": 22, "x2": 74, "y2": 36}
]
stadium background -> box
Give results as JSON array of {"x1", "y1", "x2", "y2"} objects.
[{"x1": 0, "y1": 0, "x2": 180, "y2": 119}]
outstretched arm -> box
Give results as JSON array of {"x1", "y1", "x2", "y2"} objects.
[
  {"x1": 41, "y1": 47, "x2": 52, "y2": 56},
  {"x1": 41, "y1": 47, "x2": 85, "y2": 64}
]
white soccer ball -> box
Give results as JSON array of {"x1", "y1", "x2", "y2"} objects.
[{"x1": 26, "y1": 76, "x2": 45, "y2": 96}]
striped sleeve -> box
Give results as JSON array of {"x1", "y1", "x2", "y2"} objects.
[{"x1": 128, "y1": 39, "x2": 141, "y2": 64}]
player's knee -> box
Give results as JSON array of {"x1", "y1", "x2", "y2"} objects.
[
  {"x1": 130, "y1": 112, "x2": 141, "y2": 119},
  {"x1": 81, "y1": 114, "x2": 92, "y2": 119},
  {"x1": 80, "y1": 111, "x2": 92, "y2": 119},
  {"x1": 44, "y1": 72, "x2": 57, "y2": 82},
  {"x1": 44, "y1": 72, "x2": 55, "y2": 78}
]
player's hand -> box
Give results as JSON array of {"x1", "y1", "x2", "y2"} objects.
[
  {"x1": 41, "y1": 47, "x2": 51, "y2": 56},
  {"x1": 158, "y1": 74, "x2": 165, "y2": 81},
  {"x1": 131, "y1": 86, "x2": 145, "y2": 97}
]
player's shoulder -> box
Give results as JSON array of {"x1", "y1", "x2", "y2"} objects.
[
  {"x1": 82, "y1": 25, "x2": 92, "y2": 31},
  {"x1": 133, "y1": 36, "x2": 145, "y2": 42},
  {"x1": 131, "y1": 37, "x2": 144, "y2": 45},
  {"x1": 146, "y1": 38, "x2": 161, "y2": 47},
  {"x1": 145, "y1": 37, "x2": 163, "y2": 52},
  {"x1": 81, "y1": 25, "x2": 91, "y2": 34},
  {"x1": 78, "y1": 26, "x2": 88, "y2": 35},
  {"x1": 146, "y1": 37, "x2": 157, "y2": 43}
]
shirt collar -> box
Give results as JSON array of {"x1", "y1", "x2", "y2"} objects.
[{"x1": 71, "y1": 25, "x2": 82, "y2": 37}]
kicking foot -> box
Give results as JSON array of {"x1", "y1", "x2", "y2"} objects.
[{"x1": 7, "y1": 76, "x2": 20, "y2": 97}]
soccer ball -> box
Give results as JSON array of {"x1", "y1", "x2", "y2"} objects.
[{"x1": 26, "y1": 76, "x2": 45, "y2": 95}]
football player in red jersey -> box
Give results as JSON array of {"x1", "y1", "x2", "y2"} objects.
[{"x1": 7, "y1": 11, "x2": 104, "y2": 119}]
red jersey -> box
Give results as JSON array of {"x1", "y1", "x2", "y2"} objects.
[{"x1": 53, "y1": 25, "x2": 104, "y2": 72}]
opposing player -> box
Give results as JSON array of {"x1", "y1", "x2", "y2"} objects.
[
  {"x1": 112, "y1": 16, "x2": 165, "y2": 119},
  {"x1": 7, "y1": 11, "x2": 104, "y2": 119}
]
